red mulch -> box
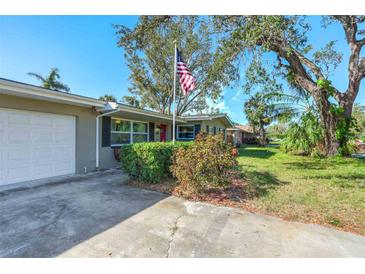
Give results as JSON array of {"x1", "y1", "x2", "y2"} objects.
[{"x1": 126, "y1": 171, "x2": 257, "y2": 212}]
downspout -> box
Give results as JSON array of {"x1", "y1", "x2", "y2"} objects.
[{"x1": 96, "y1": 108, "x2": 120, "y2": 170}]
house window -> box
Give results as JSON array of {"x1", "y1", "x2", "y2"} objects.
[
  {"x1": 177, "y1": 125, "x2": 195, "y2": 140},
  {"x1": 209, "y1": 126, "x2": 214, "y2": 135},
  {"x1": 111, "y1": 118, "x2": 148, "y2": 145},
  {"x1": 133, "y1": 122, "x2": 148, "y2": 143}
]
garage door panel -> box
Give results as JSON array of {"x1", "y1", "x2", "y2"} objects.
[
  {"x1": 7, "y1": 164, "x2": 32, "y2": 180},
  {"x1": 53, "y1": 146, "x2": 73, "y2": 160},
  {"x1": 54, "y1": 160, "x2": 73, "y2": 173},
  {"x1": 7, "y1": 148, "x2": 32, "y2": 162},
  {"x1": 54, "y1": 131, "x2": 73, "y2": 144},
  {"x1": 7, "y1": 129, "x2": 32, "y2": 144},
  {"x1": 0, "y1": 108, "x2": 76, "y2": 186},
  {"x1": 32, "y1": 147, "x2": 53, "y2": 160},
  {"x1": 7, "y1": 111, "x2": 31, "y2": 125},
  {"x1": 32, "y1": 129, "x2": 54, "y2": 144},
  {"x1": 31, "y1": 114, "x2": 53, "y2": 127},
  {"x1": 33, "y1": 162, "x2": 54, "y2": 176},
  {"x1": 54, "y1": 116, "x2": 74, "y2": 128}
]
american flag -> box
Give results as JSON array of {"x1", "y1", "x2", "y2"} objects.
[{"x1": 176, "y1": 48, "x2": 196, "y2": 96}]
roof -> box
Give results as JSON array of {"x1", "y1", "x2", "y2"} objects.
[
  {"x1": 0, "y1": 78, "x2": 228, "y2": 125},
  {"x1": 182, "y1": 113, "x2": 235, "y2": 127},
  {"x1": 0, "y1": 77, "x2": 105, "y2": 108},
  {"x1": 227, "y1": 125, "x2": 254, "y2": 133},
  {"x1": 0, "y1": 78, "x2": 186, "y2": 122}
]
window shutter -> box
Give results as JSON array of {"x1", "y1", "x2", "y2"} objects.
[
  {"x1": 213, "y1": 126, "x2": 216, "y2": 135},
  {"x1": 172, "y1": 125, "x2": 178, "y2": 140},
  {"x1": 102, "y1": 116, "x2": 111, "y2": 147},
  {"x1": 149, "y1": 122, "x2": 155, "y2": 142},
  {"x1": 206, "y1": 125, "x2": 209, "y2": 133},
  {"x1": 194, "y1": 124, "x2": 201, "y2": 138}
]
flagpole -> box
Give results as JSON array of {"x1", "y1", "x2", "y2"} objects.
[{"x1": 172, "y1": 41, "x2": 177, "y2": 144}]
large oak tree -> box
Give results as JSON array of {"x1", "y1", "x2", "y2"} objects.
[
  {"x1": 214, "y1": 16, "x2": 365, "y2": 156},
  {"x1": 115, "y1": 16, "x2": 236, "y2": 116}
]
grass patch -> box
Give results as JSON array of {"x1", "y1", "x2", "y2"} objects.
[
  {"x1": 237, "y1": 145, "x2": 365, "y2": 235},
  {"x1": 127, "y1": 144, "x2": 365, "y2": 235}
]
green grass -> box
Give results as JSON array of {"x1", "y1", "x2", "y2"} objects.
[{"x1": 237, "y1": 145, "x2": 365, "y2": 235}]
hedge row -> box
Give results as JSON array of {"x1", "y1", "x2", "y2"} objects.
[{"x1": 120, "y1": 141, "x2": 193, "y2": 183}]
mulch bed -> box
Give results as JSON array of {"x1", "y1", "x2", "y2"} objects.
[{"x1": 126, "y1": 171, "x2": 257, "y2": 212}]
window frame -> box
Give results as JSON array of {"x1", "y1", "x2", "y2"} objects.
[
  {"x1": 110, "y1": 118, "x2": 149, "y2": 146},
  {"x1": 177, "y1": 124, "x2": 195, "y2": 140}
]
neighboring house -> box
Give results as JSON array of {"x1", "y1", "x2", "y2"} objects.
[
  {"x1": 0, "y1": 78, "x2": 233, "y2": 186},
  {"x1": 227, "y1": 125, "x2": 257, "y2": 146}
]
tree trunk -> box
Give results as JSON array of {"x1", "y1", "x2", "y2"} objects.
[
  {"x1": 258, "y1": 123, "x2": 267, "y2": 146},
  {"x1": 318, "y1": 93, "x2": 354, "y2": 156},
  {"x1": 316, "y1": 92, "x2": 340, "y2": 156},
  {"x1": 321, "y1": 110, "x2": 340, "y2": 156}
]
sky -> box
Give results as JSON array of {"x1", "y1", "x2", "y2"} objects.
[{"x1": 0, "y1": 16, "x2": 364, "y2": 124}]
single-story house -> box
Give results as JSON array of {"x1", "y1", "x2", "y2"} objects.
[
  {"x1": 179, "y1": 114, "x2": 233, "y2": 141},
  {"x1": 227, "y1": 125, "x2": 257, "y2": 146},
  {"x1": 0, "y1": 78, "x2": 233, "y2": 186}
]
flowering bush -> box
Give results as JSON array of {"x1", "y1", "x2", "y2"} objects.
[{"x1": 171, "y1": 133, "x2": 237, "y2": 195}]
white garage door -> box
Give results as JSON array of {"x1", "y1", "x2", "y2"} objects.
[{"x1": 0, "y1": 108, "x2": 76, "y2": 186}]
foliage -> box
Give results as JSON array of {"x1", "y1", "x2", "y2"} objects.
[
  {"x1": 28, "y1": 68, "x2": 70, "y2": 92},
  {"x1": 281, "y1": 112, "x2": 323, "y2": 155},
  {"x1": 313, "y1": 41, "x2": 343, "y2": 78},
  {"x1": 171, "y1": 133, "x2": 237, "y2": 195},
  {"x1": 352, "y1": 104, "x2": 365, "y2": 136},
  {"x1": 244, "y1": 91, "x2": 301, "y2": 145},
  {"x1": 121, "y1": 95, "x2": 141, "y2": 108},
  {"x1": 115, "y1": 16, "x2": 236, "y2": 115},
  {"x1": 213, "y1": 15, "x2": 365, "y2": 156},
  {"x1": 120, "y1": 141, "x2": 192, "y2": 183},
  {"x1": 267, "y1": 123, "x2": 288, "y2": 140},
  {"x1": 99, "y1": 94, "x2": 117, "y2": 102}
]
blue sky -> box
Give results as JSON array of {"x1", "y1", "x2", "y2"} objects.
[{"x1": 0, "y1": 16, "x2": 364, "y2": 124}]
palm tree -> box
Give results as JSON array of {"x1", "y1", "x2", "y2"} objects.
[
  {"x1": 99, "y1": 94, "x2": 117, "y2": 102},
  {"x1": 28, "y1": 68, "x2": 70, "y2": 92},
  {"x1": 244, "y1": 92, "x2": 301, "y2": 145}
]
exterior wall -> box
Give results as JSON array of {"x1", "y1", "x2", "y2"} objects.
[
  {"x1": 201, "y1": 119, "x2": 228, "y2": 139},
  {"x1": 227, "y1": 130, "x2": 242, "y2": 146},
  {"x1": 0, "y1": 94, "x2": 98, "y2": 174},
  {"x1": 98, "y1": 117, "x2": 176, "y2": 170},
  {"x1": 177, "y1": 119, "x2": 229, "y2": 141}
]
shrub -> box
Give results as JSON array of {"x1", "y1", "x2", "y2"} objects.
[
  {"x1": 120, "y1": 141, "x2": 192, "y2": 183},
  {"x1": 281, "y1": 112, "x2": 323, "y2": 155},
  {"x1": 171, "y1": 133, "x2": 238, "y2": 195}
]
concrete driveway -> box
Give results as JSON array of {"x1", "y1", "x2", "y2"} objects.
[{"x1": 0, "y1": 170, "x2": 364, "y2": 258}]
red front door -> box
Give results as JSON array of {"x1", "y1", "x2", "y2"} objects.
[{"x1": 160, "y1": 124, "x2": 167, "y2": 142}]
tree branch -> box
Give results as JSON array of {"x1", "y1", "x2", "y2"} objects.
[{"x1": 334, "y1": 16, "x2": 364, "y2": 102}]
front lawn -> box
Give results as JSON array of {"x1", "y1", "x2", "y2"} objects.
[
  {"x1": 126, "y1": 143, "x2": 365, "y2": 235},
  {"x1": 238, "y1": 146, "x2": 365, "y2": 235}
]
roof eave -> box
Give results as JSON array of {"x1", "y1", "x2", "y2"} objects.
[
  {"x1": 102, "y1": 105, "x2": 187, "y2": 123},
  {"x1": 0, "y1": 78, "x2": 105, "y2": 108}
]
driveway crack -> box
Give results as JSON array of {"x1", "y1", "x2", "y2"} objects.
[{"x1": 166, "y1": 214, "x2": 183, "y2": 258}]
